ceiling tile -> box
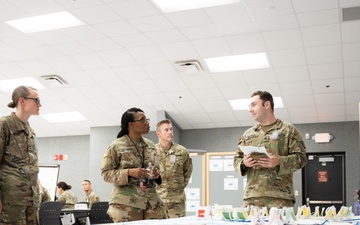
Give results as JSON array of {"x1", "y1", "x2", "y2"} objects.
[
  {"x1": 311, "y1": 78, "x2": 344, "y2": 93},
  {"x1": 343, "y1": 42, "x2": 360, "y2": 61},
  {"x1": 269, "y1": 49, "x2": 307, "y2": 67},
  {"x1": 109, "y1": 0, "x2": 160, "y2": 19},
  {"x1": 314, "y1": 93, "x2": 345, "y2": 105},
  {"x1": 192, "y1": 37, "x2": 232, "y2": 58},
  {"x1": 292, "y1": 0, "x2": 338, "y2": 13},
  {"x1": 128, "y1": 15, "x2": 174, "y2": 32},
  {"x1": 343, "y1": 61, "x2": 360, "y2": 77},
  {"x1": 305, "y1": 45, "x2": 342, "y2": 64},
  {"x1": 297, "y1": 9, "x2": 340, "y2": 27},
  {"x1": 308, "y1": 63, "x2": 343, "y2": 80},
  {"x1": 275, "y1": 66, "x2": 309, "y2": 83},
  {"x1": 246, "y1": 0, "x2": 294, "y2": 17},
  {"x1": 254, "y1": 14, "x2": 299, "y2": 31},
  {"x1": 302, "y1": 24, "x2": 341, "y2": 47},
  {"x1": 165, "y1": 10, "x2": 212, "y2": 27},
  {"x1": 145, "y1": 29, "x2": 187, "y2": 44},
  {"x1": 263, "y1": 29, "x2": 303, "y2": 51},
  {"x1": 70, "y1": 5, "x2": 122, "y2": 24}
]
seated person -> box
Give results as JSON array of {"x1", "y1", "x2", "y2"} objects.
[
  {"x1": 56, "y1": 181, "x2": 78, "y2": 209},
  {"x1": 82, "y1": 180, "x2": 100, "y2": 208},
  {"x1": 38, "y1": 179, "x2": 52, "y2": 204}
]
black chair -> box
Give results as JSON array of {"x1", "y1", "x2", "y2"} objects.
[
  {"x1": 39, "y1": 201, "x2": 64, "y2": 225},
  {"x1": 88, "y1": 201, "x2": 113, "y2": 224}
]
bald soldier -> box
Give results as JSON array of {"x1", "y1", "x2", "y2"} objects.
[
  {"x1": 234, "y1": 90, "x2": 307, "y2": 209},
  {"x1": 155, "y1": 119, "x2": 193, "y2": 218}
]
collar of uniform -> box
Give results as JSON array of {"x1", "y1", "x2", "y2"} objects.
[
  {"x1": 10, "y1": 112, "x2": 30, "y2": 135},
  {"x1": 125, "y1": 135, "x2": 148, "y2": 148}
]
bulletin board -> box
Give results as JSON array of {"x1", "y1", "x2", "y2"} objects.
[
  {"x1": 206, "y1": 152, "x2": 244, "y2": 208},
  {"x1": 38, "y1": 164, "x2": 60, "y2": 201},
  {"x1": 185, "y1": 152, "x2": 206, "y2": 216}
]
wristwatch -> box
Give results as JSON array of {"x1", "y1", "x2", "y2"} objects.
[{"x1": 240, "y1": 160, "x2": 246, "y2": 170}]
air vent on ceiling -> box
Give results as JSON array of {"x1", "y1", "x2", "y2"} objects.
[
  {"x1": 342, "y1": 6, "x2": 360, "y2": 22},
  {"x1": 40, "y1": 75, "x2": 67, "y2": 87},
  {"x1": 175, "y1": 60, "x2": 204, "y2": 74}
]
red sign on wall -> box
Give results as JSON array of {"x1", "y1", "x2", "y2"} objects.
[{"x1": 318, "y1": 170, "x2": 328, "y2": 182}]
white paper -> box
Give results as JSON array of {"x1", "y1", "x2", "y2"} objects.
[
  {"x1": 186, "y1": 200, "x2": 200, "y2": 212},
  {"x1": 209, "y1": 159, "x2": 223, "y2": 171},
  {"x1": 223, "y1": 159, "x2": 234, "y2": 171},
  {"x1": 186, "y1": 188, "x2": 200, "y2": 200},
  {"x1": 224, "y1": 177, "x2": 238, "y2": 190},
  {"x1": 238, "y1": 145, "x2": 269, "y2": 155}
]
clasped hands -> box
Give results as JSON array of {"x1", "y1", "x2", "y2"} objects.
[
  {"x1": 129, "y1": 166, "x2": 160, "y2": 179},
  {"x1": 243, "y1": 154, "x2": 279, "y2": 168}
]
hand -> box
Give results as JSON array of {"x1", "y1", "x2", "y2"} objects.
[
  {"x1": 128, "y1": 168, "x2": 150, "y2": 179},
  {"x1": 257, "y1": 155, "x2": 280, "y2": 168},
  {"x1": 243, "y1": 154, "x2": 257, "y2": 167},
  {"x1": 150, "y1": 166, "x2": 160, "y2": 179}
]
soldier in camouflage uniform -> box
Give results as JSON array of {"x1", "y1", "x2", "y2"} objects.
[
  {"x1": 38, "y1": 179, "x2": 52, "y2": 204},
  {"x1": 56, "y1": 181, "x2": 78, "y2": 209},
  {"x1": 82, "y1": 180, "x2": 100, "y2": 208},
  {"x1": 101, "y1": 108, "x2": 168, "y2": 222},
  {"x1": 233, "y1": 91, "x2": 307, "y2": 209},
  {"x1": 155, "y1": 119, "x2": 193, "y2": 218},
  {"x1": 0, "y1": 85, "x2": 41, "y2": 225}
]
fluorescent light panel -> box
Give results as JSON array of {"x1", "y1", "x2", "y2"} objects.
[
  {"x1": 0, "y1": 77, "x2": 46, "y2": 93},
  {"x1": 229, "y1": 97, "x2": 284, "y2": 110},
  {"x1": 5, "y1": 11, "x2": 84, "y2": 33},
  {"x1": 152, "y1": 0, "x2": 240, "y2": 12},
  {"x1": 205, "y1": 53, "x2": 270, "y2": 73},
  {"x1": 41, "y1": 112, "x2": 87, "y2": 123}
]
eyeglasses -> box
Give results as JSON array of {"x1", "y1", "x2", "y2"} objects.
[
  {"x1": 24, "y1": 97, "x2": 41, "y2": 104},
  {"x1": 133, "y1": 118, "x2": 150, "y2": 123}
]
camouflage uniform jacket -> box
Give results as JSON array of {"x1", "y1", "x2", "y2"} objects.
[
  {"x1": 84, "y1": 189, "x2": 100, "y2": 208},
  {"x1": 0, "y1": 112, "x2": 40, "y2": 206},
  {"x1": 39, "y1": 184, "x2": 52, "y2": 203},
  {"x1": 233, "y1": 119, "x2": 307, "y2": 202},
  {"x1": 101, "y1": 135, "x2": 162, "y2": 210},
  {"x1": 56, "y1": 190, "x2": 78, "y2": 209},
  {"x1": 155, "y1": 143, "x2": 193, "y2": 203}
]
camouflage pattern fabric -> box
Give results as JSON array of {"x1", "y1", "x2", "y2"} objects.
[
  {"x1": 108, "y1": 202, "x2": 168, "y2": 222},
  {"x1": 0, "y1": 205, "x2": 38, "y2": 225},
  {"x1": 233, "y1": 119, "x2": 307, "y2": 206},
  {"x1": 242, "y1": 197, "x2": 294, "y2": 210},
  {"x1": 0, "y1": 113, "x2": 40, "y2": 224},
  {"x1": 56, "y1": 190, "x2": 78, "y2": 209},
  {"x1": 155, "y1": 143, "x2": 193, "y2": 217},
  {"x1": 85, "y1": 190, "x2": 100, "y2": 208},
  {"x1": 39, "y1": 184, "x2": 52, "y2": 204},
  {"x1": 101, "y1": 135, "x2": 168, "y2": 220}
]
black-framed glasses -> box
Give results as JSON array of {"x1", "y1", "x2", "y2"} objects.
[
  {"x1": 133, "y1": 118, "x2": 150, "y2": 123},
  {"x1": 24, "y1": 97, "x2": 41, "y2": 104}
]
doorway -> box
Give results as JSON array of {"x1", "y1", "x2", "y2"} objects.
[{"x1": 302, "y1": 152, "x2": 345, "y2": 212}]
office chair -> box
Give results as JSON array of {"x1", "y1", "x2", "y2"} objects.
[
  {"x1": 88, "y1": 201, "x2": 113, "y2": 224},
  {"x1": 39, "y1": 201, "x2": 64, "y2": 225}
]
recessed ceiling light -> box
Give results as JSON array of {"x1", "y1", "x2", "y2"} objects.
[
  {"x1": 204, "y1": 53, "x2": 270, "y2": 73},
  {"x1": 41, "y1": 112, "x2": 87, "y2": 123},
  {"x1": 0, "y1": 77, "x2": 46, "y2": 93},
  {"x1": 5, "y1": 11, "x2": 84, "y2": 33},
  {"x1": 229, "y1": 97, "x2": 284, "y2": 110},
  {"x1": 152, "y1": 0, "x2": 240, "y2": 12}
]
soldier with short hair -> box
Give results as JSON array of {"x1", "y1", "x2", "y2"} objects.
[
  {"x1": 82, "y1": 179, "x2": 100, "y2": 208},
  {"x1": 0, "y1": 85, "x2": 42, "y2": 225},
  {"x1": 155, "y1": 119, "x2": 193, "y2": 218},
  {"x1": 234, "y1": 90, "x2": 307, "y2": 209}
]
